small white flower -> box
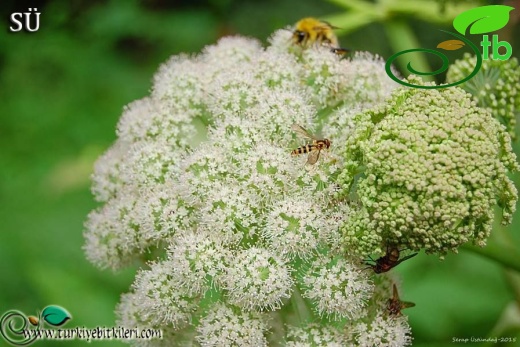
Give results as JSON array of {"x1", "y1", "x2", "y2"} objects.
[
  {"x1": 167, "y1": 230, "x2": 230, "y2": 294},
  {"x1": 83, "y1": 182, "x2": 190, "y2": 270},
  {"x1": 353, "y1": 310, "x2": 413, "y2": 347},
  {"x1": 348, "y1": 51, "x2": 399, "y2": 105},
  {"x1": 83, "y1": 190, "x2": 140, "y2": 270},
  {"x1": 267, "y1": 29, "x2": 293, "y2": 54},
  {"x1": 220, "y1": 247, "x2": 293, "y2": 311},
  {"x1": 264, "y1": 194, "x2": 338, "y2": 259},
  {"x1": 118, "y1": 139, "x2": 182, "y2": 188},
  {"x1": 301, "y1": 255, "x2": 373, "y2": 320},
  {"x1": 201, "y1": 36, "x2": 263, "y2": 71},
  {"x1": 152, "y1": 55, "x2": 207, "y2": 122},
  {"x1": 285, "y1": 323, "x2": 351, "y2": 347},
  {"x1": 117, "y1": 96, "x2": 198, "y2": 147},
  {"x1": 130, "y1": 260, "x2": 199, "y2": 328},
  {"x1": 116, "y1": 292, "x2": 195, "y2": 347},
  {"x1": 301, "y1": 49, "x2": 397, "y2": 108},
  {"x1": 196, "y1": 303, "x2": 269, "y2": 347},
  {"x1": 91, "y1": 139, "x2": 130, "y2": 202}
]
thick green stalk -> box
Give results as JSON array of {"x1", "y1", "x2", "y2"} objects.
[
  {"x1": 385, "y1": 0, "x2": 473, "y2": 24},
  {"x1": 289, "y1": 287, "x2": 314, "y2": 325},
  {"x1": 383, "y1": 20, "x2": 434, "y2": 81},
  {"x1": 462, "y1": 242, "x2": 520, "y2": 273}
]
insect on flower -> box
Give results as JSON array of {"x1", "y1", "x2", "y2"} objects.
[
  {"x1": 291, "y1": 124, "x2": 331, "y2": 165},
  {"x1": 364, "y1": 246, "x2": 418, "y2": 274},
  {"x1": 292, "y1": 17, "x2": 349, "y2": 55},
  {"x1": 387, "y1": 283, "x2": 415, "y2": 316}
]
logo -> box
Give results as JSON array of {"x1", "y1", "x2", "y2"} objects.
[
  {"x1": 0, "y1": 305, "x2": 161, "y2": 345},
  {"x1": 385, "y1": 5, "x2": 515, "y2": 89},
  {"x1": 1, "y1": 305, "x2": 71, "y2": 346}
]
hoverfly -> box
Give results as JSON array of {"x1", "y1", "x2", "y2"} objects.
[
  {"x1": 387, "y1": 283, "x2": 415, "y2": 316},
  {"x1": 291, "y1": 124, "x2": 331, "y2": 165},
  {"x1": 364, "y1": 246, "x2": 418, "y2": 274},
  {"x1": 292, "y1": 17, "x2": 350, "y2": 55}
]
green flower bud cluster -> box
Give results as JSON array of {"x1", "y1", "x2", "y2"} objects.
[
  {"x1": 338, "y1": 77, "x2": 518, "y2": 256},
  {"x1": 447, "y1": 53, "x2": 520, "y2": 140}
]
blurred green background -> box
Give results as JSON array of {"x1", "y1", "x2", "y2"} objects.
[{"x1": 0, "y1": 0, "x2": 519, "y2": 346}]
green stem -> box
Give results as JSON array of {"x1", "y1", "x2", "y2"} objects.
[
  {"x1": 383, "y1": 20, "x2": 434, "y2": 81},
  {"x1": 326, "y1": 0, "x2": 375, "y2": 12},
  {"x1": 461, "y1": 242, "x2": 520, "y2": 273},
  {"x1": 325, "y1": 14, "x2": 380, "y2": 35},
  {"x1": 290, "y1": 287, "x2": 313, "y2": 325},
  {"x1": 385, "y1": 0, "x2": 472, "y2": 24}
]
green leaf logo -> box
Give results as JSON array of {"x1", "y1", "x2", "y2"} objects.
[
  {"x1": 453, "y1": 5, "x2": 514, "y2": 35},
  {"x1": 41, "y1": 306, "x2": 71, "y2": 326}
]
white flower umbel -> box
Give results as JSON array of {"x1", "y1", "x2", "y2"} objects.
[
  {"x1": 285, "y1": 323, "x2": 351, "y2": 346},
  {"x1": 220, "y1": 247, "x2": 293, "y2": 311},
  {"x1": 196, "y1": 303, "x2": 269, "y2": 347},
  {"x1": 130, "y1": 261, "x2": 199, "y2": 328},
  {"x1": 167, "y1": 230, "x2": 230, "y2": 294},
  {"x1": 84, "y1": 181, "x2": 192, "y2": 270},
  {"x1": 264, "y1": 194, "x2": 335, "y2": 259},
  {"x1": 116, "y1": 292, "x2": 196, "y2": 347},
  {"x1": 91, "y1": 140, "x2": 129, "y2": 202},
  {"x1": 116, "y1": 97, "x2": 197, "y2": 146},
  {"x1": 301, "y1": 255, "x2": 373, "y2": 320},
  {"x1": 82, "y1": 23, "x2": 436, "y2": 346},
  {"x1": 353, "y1": 310, "x2": 412, "y2": 347},
  {"x1": 84, "y1": 189, "x2": 141, "y2": 270}
]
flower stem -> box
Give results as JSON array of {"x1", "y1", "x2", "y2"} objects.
[
  {"x1": 290, "y1": 287, "x2": 313, "y2": 325},
  {"x1": 461, "y1": 241, "x2": 520, "y2": 273},
  {"x1": 383, "y1": 20, "x2": 434, "y2": 81}
]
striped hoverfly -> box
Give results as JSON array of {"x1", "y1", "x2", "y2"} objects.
[{"x1": 291, "y1": 124, "x2": 331, "y2": 165}]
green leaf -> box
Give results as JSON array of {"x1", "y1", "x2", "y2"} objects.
[
  {"x1": 41, "y1": 305, "x2": 72, "y2": 326},
  {"x1": 453, "y1": 5, "x2": 514, "y2": 35}
]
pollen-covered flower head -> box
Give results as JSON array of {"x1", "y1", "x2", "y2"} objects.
[{"x1": 337, "y1": 76, "x2": 518, "y2": 256}]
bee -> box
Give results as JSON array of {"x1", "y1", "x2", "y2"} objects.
[
  {"x1": 364, "y1": 246, "x2": 418, "y2": 274},
  {"x1": 292, "y1": 17, "x2": 349, "y2": 55},
  {"x1": 291, "y1": 124, "x2": 331, "y2": 165},
  {"x1": 387, "y1": 283, "x2": 415, "y2": 316}
]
